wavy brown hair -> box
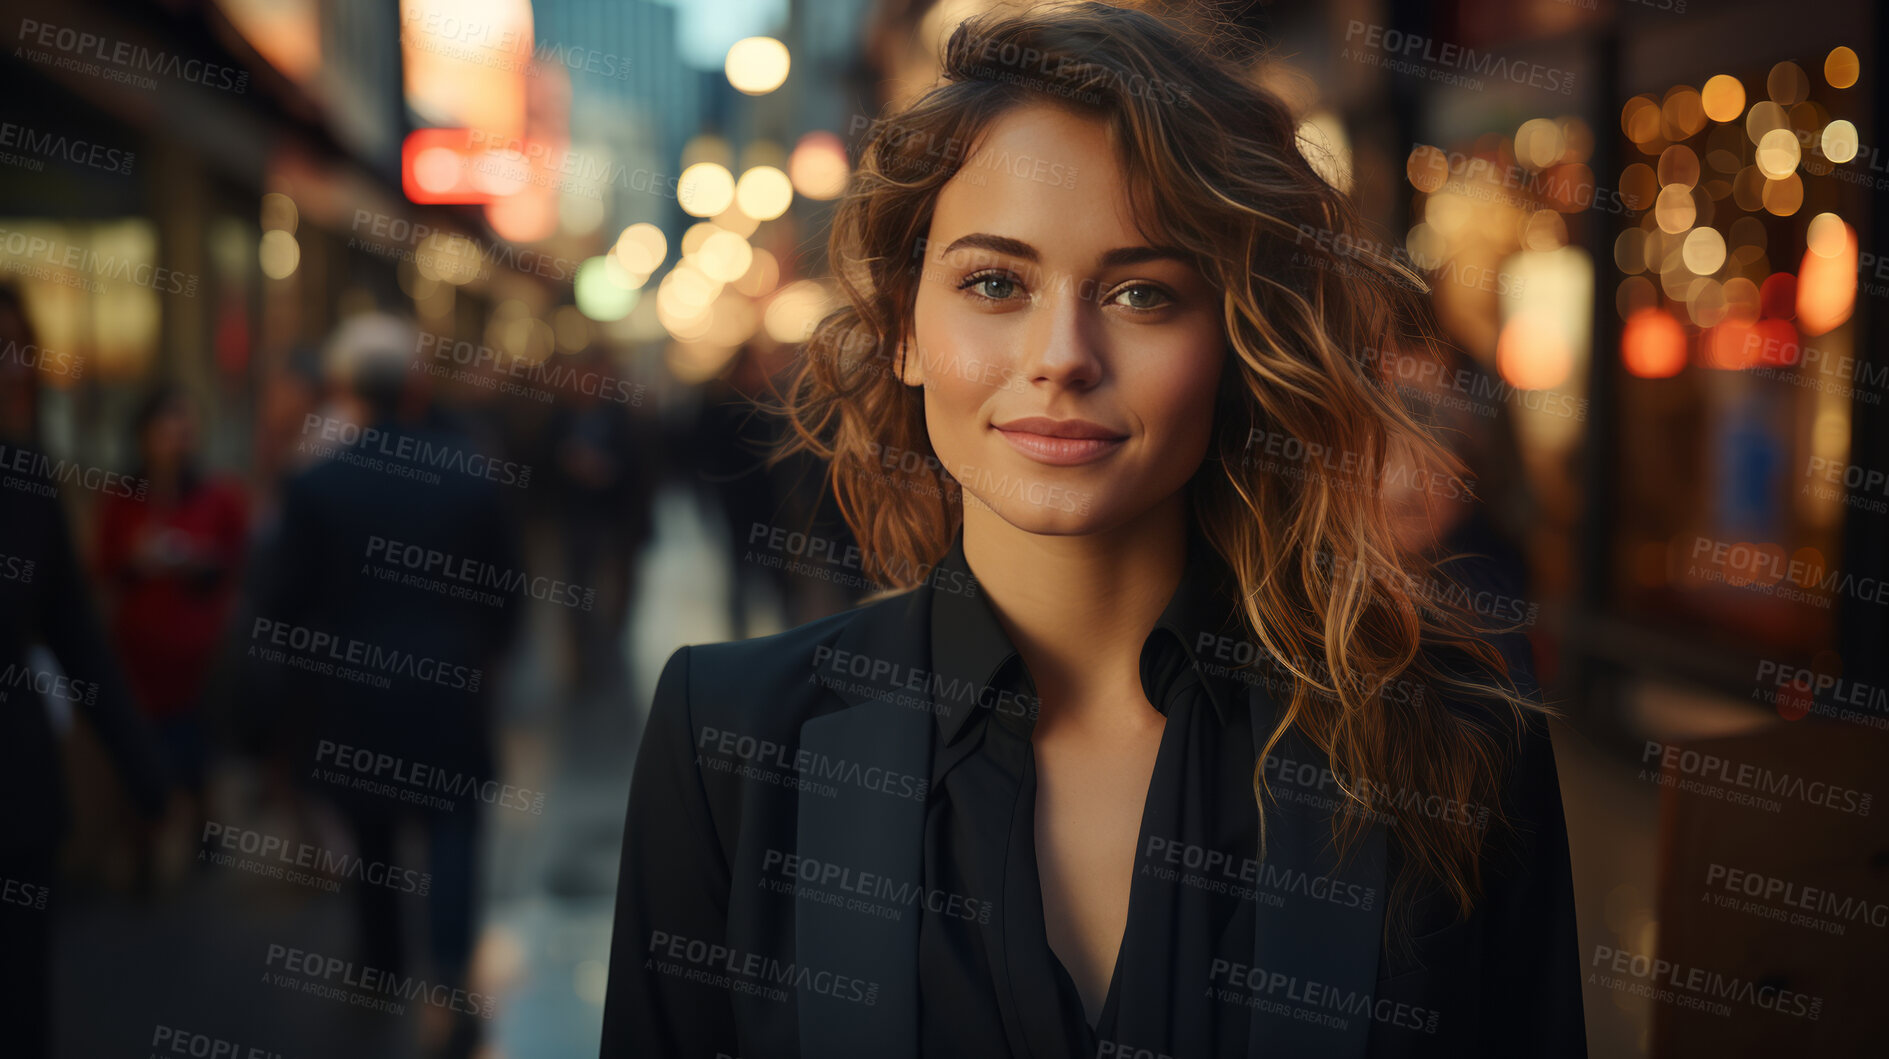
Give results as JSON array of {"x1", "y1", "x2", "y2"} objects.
[{"x1": 770, "y1": 0, "x2": 1555, "y2": 936}]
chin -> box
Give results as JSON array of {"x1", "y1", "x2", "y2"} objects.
[{"x1": 963, "y1": 485, "x2": 1129, "y2": 537}]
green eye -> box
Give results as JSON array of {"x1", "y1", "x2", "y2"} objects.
[
  {"x1": 1113, "y1": 284, "x2": 1171, "y2": 310},
  {"x1": 961, "y1": 271, "x2": 1021, "y2": 301}
]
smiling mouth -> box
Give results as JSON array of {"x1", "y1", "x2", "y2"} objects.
[{"x1": 992, "y1": 417, "x2": 1128, "y2": 466}]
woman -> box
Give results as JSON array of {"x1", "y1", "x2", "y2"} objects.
[
  {"x1": 602, "y1": 5, "x2": 1584, "y2": 1057},
  {"x1": 96, "y1": 384, "x2": 249, "y2": 800}
]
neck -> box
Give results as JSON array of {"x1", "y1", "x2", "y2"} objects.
[{"x1": 961, "y1": 492, "x2": 1190, "y2": 731}]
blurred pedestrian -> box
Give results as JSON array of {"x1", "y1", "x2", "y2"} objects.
[
  {"x1": 239, "y1": 312, "x2": 523, "y2": 1059},
  {"x1": 0, "y1": 284, "x2": 171, "y2": 1059},
  {"x1": 548, "y1": 349, "x2": 657, "y2": 690},
  {"x1": 95, "y1": 383, "x2": 248, "y2": 883}
]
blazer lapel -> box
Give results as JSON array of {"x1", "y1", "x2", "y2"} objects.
[
  {"x1": 795, "y1": 585, "x2": 934, "y2": 1059},
  {"x1": 1247, "y1": 682, "x2": 1388, "y2": 1059}
]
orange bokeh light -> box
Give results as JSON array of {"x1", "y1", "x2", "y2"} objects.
[
  {"x1": 1797, "y1": 220, "x2": 1858, "y2": 336},
  {"x1": 1622, "y1": 307, "x2": 1686, "y2": 378},
  {"x1": 1496, "y1": 311, "x2": 1573, "y2": 389}
]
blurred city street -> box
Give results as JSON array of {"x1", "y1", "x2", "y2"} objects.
[{"x1": 50, "y1": 483, "x2": 776, "y2": 1059}]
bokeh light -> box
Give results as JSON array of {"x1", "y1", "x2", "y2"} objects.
[{"x1": 725, "y1": 37, "x2": 790, "y2": 95}]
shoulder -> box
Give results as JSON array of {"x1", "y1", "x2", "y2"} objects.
[{"x1": 653, "y1": 588, "x2": 923, "y2": 734}]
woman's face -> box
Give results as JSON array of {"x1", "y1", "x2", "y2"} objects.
[
  {"x1": 143, "y1": 399, "x2": 198, "y2": 471},
  {"x1": 906, "y1": 102, "x2": 1225, "y2": 536}
]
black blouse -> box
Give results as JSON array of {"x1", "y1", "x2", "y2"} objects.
[{"x1": 918, "y1": 531, "x2": 1262, "y2": 1058}]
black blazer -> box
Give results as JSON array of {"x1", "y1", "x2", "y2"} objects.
[{"x1": 600, "y1": 578, "x2": 1587, "y2": 1058}]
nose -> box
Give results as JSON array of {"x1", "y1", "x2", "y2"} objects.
[{"x1": 1013, "y1": 282, "x2": 1103, "y2": 391}]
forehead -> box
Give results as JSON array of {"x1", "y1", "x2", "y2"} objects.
[{"x1": 929, "y1": 102, "x2": 1163, "y2": 259}]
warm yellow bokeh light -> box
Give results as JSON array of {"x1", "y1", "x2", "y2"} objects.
[
  {"x1": 735, "y1": 166, "x2": 794, "y2": 220},
  {"x1": 260, "y1": 193, "x2": 298, "y2": 233},
  {"x1": 1655, "y1": 186, "x2": 1696, "y2": 233},
  {"x1": 1682, "y1": 227, "x2": 1726, "y2": 274},
  {"x1": 679, "y1": 162, "x2": 736, "y2": 217},
  {"x1": 789, "y1": 132, "x2": 849, "y2": 200},
  {"x1": 725, "y1": 37, "x2": 790, "y2": 95},
  {"x1": 1745, "y1": 101, "x2": 1788, "y2": 146},
  {"x1": 764, "y1": 280, "x2": 830, "y2": 343},
  {"x1": 1755, "y1": 128, "x2": 1801, "y2": 179},
  {"x1": 613, "y1": 222, "x2": 668, "y2": 275},
  {"x1": 1807, "y1": 213, "x2": 1847, "y2": 258},
  {"x1": 259, "y1": 229, "x2": 300, "y2": 279},
  {"x1": 696, "y1": 230, "x2": 755, "y2": 284},
  {"x1": 1822, "y1": 120, "x2": 1859, "y2": 164}
]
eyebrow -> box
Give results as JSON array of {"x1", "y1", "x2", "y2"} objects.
[{"x1": 938, "y1": 232, "x2": 1192, "y2": 270}]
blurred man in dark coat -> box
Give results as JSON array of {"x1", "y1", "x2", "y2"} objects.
[{"x1": 241, "y1": 312, "x2": 523, "y2": 1059}]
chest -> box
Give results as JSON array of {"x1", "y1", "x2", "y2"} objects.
[{"x1": 1030, "y1": 718, "x2": 1166, "y2": 1015}]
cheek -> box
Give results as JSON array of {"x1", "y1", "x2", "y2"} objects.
[{"x1": 1132, "y1": 345, "x2": 1223, "y2": 452}]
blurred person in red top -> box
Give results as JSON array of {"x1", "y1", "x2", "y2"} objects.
[{"x1": 95, "y1": 383, "x2": 248, "y2": 806}]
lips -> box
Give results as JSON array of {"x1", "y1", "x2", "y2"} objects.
[
  {"x1": 992, "y1": 416, "x2": 1128, "y2": 466},
  {"x1": 991, "y1": 416, "x2": 1127, "y2": 440}
]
